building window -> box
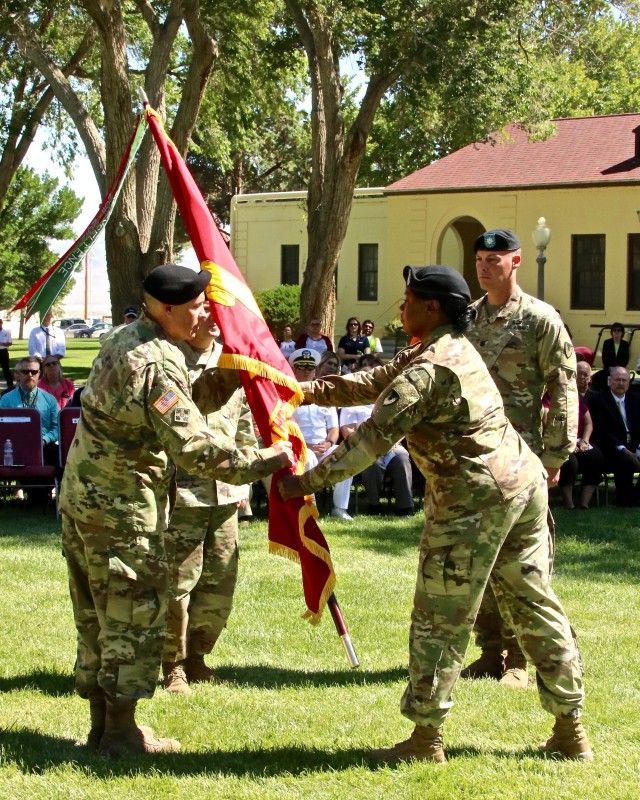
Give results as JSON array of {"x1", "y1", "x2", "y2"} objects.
[
  {"x1": 358, "y1": 243, "x2": 378, "y2": 301},
  {"x1": 628, "y1": 234, "x2": 640, "y2": 310},
  {"x1": 281, "y1": 245, "x2": 299, "y2": 285},
  {"x1": 571, "y1": 234, "x2": 605, "y2": 309}
]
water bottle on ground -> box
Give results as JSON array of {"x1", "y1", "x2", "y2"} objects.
[{"x1": 3, "y1": 439, "x2": 13, "y2": 466}]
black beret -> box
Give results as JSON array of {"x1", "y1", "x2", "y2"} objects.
[
  {"x1": 473, "y1": 229, "x2": 521, "y2": 253},
  {"x1": 403, "y1": 265, "x2": 471, "y2": 303},
  {"x1": 143, "y1": 264, "x2": 211, "y2": 305}
]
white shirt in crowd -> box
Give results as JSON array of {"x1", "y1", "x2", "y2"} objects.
[{"x1": 28, "y1": 324, "x2": 66, "y2": 359}]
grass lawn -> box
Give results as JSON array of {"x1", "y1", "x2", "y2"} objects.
[
  {"x1": 8, "y1": 338, "x2": 101, "y2": 386},
  {"x1": 0, "y1": 502, "x2": 639, "y2": 799}
]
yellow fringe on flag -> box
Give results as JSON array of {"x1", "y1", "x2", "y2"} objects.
[
  {"x1": 217, "y1": 353, "x2": 303, "y2": 404},
  {"x1": 143, "y1": 107, "x2": 179, "y2": 151}
]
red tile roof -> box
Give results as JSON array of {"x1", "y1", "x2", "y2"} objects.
[{"x1": 385, "y1": 113, "x2": 640, "y2": 193}]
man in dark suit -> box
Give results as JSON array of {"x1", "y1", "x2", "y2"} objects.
[{"x1": 589, "y1": 366, "x2": 640, "y2": 506}]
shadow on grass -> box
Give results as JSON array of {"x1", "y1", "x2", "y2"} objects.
[
  {"x1": 214, "y1": 663, "x2": 407, "y2": 688},
  {"x1": 0, "y1": 727, "x2": 535, "y2": 778},
  {"x1": 0, "y1": 665, "x2": 407, "y2": 697},
  {"x1": 0, "y1": 669, "x2": 74, "y2": 696}
]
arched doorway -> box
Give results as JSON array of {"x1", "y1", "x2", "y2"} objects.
[{"x1": 437, "y1": 216, "x2": 485, "y2": 300}]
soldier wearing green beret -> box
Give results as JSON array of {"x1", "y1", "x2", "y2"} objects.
[
  {"x1": 462, "y1": 230, "x2": 578, "y2": 688},
  {"x1": 60, "y1": 264, "x2": 292, "y2": 756},
  {"x1": 279, "y1": 265, "x2": 591, "y2": 764}
]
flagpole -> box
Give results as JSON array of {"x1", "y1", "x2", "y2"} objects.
[
  {"x1": 328, "y1": 594, "x2": 359, "y2": 668},
  {"x1": 140, "y1": 93, "x2": 359, "y2": 668}
]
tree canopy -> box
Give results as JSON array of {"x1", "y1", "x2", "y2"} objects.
[{"x1": 0, "y1": 165, "x2": 82, "y2": 310}]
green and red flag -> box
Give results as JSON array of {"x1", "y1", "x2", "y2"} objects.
[
  {"x1": 144, "y1": 105, "x2": 338, "y2": 625},
  {"x1": 12, "y1": 115, "x2": 146, "y2": 319}
]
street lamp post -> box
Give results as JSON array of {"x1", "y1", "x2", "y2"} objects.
[{"x1": 532, "y1": 216, "x2": 551, "y2": 301}]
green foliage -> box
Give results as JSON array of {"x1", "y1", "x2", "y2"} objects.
[
  {"x1": 0, "y1": 503, "x2": 639, "y2": 797},
  {"x1": 0, "y1": 165, "x2": 82, "y2": 309},
  {"x1": 255, "y1": 284, "x2": 301, "y2": 336}
]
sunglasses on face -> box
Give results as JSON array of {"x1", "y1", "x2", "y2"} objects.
[
  {"x1": 349, "y1": 322, "x2": 359, "y2": 327},
  {"x1": 296, "y1": 365, "x2": 316, "y2": 371},
  {"x1": 20, "y1": 369, "x2": 40, "y2": 376}
]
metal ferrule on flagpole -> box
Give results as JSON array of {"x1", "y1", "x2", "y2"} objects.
[
  {"x1": 328, "y1": 593, "x2": 359, "y2": 668},
  {"x1": 137, "y1": 86, "x2": 149, "y2": 106}
]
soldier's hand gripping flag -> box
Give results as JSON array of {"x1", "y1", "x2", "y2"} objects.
[{"x1": 143, "y1": 101, "x2": 357, "y2": 662}]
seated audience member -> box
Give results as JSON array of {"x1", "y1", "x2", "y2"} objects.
[
  {"x1": 602, "y1": 323, "x2": 629, "y2": 371},
  {"x1": 576, "y1": 360, "x2": 597, "y2": 406},
  {"x1": 0, "y1": 356, "x2": 60, "y2": 502},
  {"x1": 28, "y1": 309, "x2": 66, "y2": 359},
  {"x1": 339, "y1": 408, "x2": 414, "y2": 517},
  {"x1": 278, "y1": 324, "x2": 297, "y2": 358},
  {"x1": 38, "y1": 356, "x2": 75, "y2": 409},
  {"x1": 555, "y1": 396, "x2": 603, "y2": 510},
  {"x1": 362, "y1": 319, "x2": 384, "y2": 355},
  {"x1": 295, "y1": 318, "x2": 333, "y2": 354},
  {"x1": 123, "y1": 306, "x2": 138, "y2": 324},
  {"x1": 589, "y1": 366, "x2": 640, "y2": 507},
  {"x1": 317, "y1": 351, "x2": 341, "y2": 378},
  {"x1": 0, "y1": 317, "x2": 14, "y2": 389},
  {"x1": 337, "y1": 317, "x2": 370, "y2": 373},
  {"x1": 289, "y1": 348, "x2": 353, "y2": 520}
]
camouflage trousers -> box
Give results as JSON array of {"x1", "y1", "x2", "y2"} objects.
[
  {"x1": 61, "y1": 513, "x2": 168, "y2": 701},
  {"x1": 473, "y1": 511, "x2": 555, "y2": 653},
  {"x1": 401, "y1": 475, "x2": 584, "y2": 728},
  {"x1": 162, "y1": 503, "x2": 238, "y2": 663}
]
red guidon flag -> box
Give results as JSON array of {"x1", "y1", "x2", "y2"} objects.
[{"x1": 145, "y1": 106, "x2": 335, "y2": 622}]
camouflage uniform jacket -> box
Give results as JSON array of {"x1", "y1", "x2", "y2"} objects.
[
  {"x1": 174, "y1": 339, "x2": 257, "y2": 508},
  {"x1": 299, "y1": 326, "x2": 546, "y2": 538},
  {"x1": 60, "y1": 312, "x2": 283, "y2": 532},
  {"x1": 466, "y1": 287, "x2": 577, "y2": 468}
]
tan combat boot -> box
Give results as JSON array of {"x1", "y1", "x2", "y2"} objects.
[
  {"x1": 369, "y1": 725, "x2": 446, "y2": 765},
  {"x1": 86, "y1": 688, "x2": 106, "y2": 749},
  {"x1": 184, "y1": 653, "x2": 219, "y2": 684},
  {"x1": 538, "y1": 716, "x2": 594, "y2": 761},
  {"x1": 98, "y1": 697, "x2": 181, "y2": 756},
  {"x1": 460, "y1": 648, "x2": 505, "y2": 680},
  {"x1": 162, "y1": 661, "x2": 191, "y2": 694},
  {"x1": 498, "y1": 648, "x2": 528, "y2": 688}
]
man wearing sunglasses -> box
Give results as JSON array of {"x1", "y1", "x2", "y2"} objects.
[{"x1": 0, "y1": 356, "x2": 60, "y2": 500}]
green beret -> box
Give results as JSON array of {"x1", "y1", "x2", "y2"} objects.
[
  {"x1": 143, "y1": 264, "x2": 211, "y2": 304},
  {"x1": 403, "y1": 265, "x2": 471, "y2": 303},
  {"x1": 473, "y1": 229, "x2": 521, "y2": 253}
]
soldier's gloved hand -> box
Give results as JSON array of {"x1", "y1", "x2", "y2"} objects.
[
  {"x1": 272, "y1": 440, "x2": 294, "y2": 469},
  {"x1": 278, "y1": 474, "x2": 305, "y2": 501}
]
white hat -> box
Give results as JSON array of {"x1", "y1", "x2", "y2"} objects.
[{"x1": 289, "y1": 348, "x2": 320, "y2": 368}]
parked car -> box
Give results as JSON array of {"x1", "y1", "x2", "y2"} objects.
[
  {"x1": 64, "y1": 323, "x2": 90, "y2": 337},
  {"x1": 76, "y1": 322, "x2": 113, "y2": 338},
  {"x1": 57, "y1": 318, "x2": 88, "y2": 330}
]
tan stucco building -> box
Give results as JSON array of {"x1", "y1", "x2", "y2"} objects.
[{"x1": 231, "y1": 113, "x2": 640, "y2": 367}]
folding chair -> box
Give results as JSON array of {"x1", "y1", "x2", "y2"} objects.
[
  {"x1": 59, "y1": 406, "x2": 81, "y2": 467},
  {"x1": 0, "y1": 408, "x2": 58, "y2": 505}
]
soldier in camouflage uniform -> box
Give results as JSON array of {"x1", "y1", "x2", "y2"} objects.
[
  {"x1": 162, "y1": 315, "x2": 256, "y2": 692},
  {"x1": 60, "y1": 264, "x2": 292, "y2": 756},
  {"x1": 279, "y1": 266, "x2": 591, "y2": 764},
  {"x1": 463, "y1": 229, "x2": 578, "y2": 688}
]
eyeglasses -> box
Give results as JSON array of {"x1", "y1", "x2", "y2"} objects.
[
  {"x1": 296, "y1": 365, "x2": 316, "y2": 371},
  {"x1": 20, "y1": 369, "x2": 40, "y2": 376},
  {"x1": 348, "y1": 322, "x2": 359, "y2": 327}
]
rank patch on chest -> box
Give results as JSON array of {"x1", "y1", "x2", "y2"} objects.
[
  {"x1": 508, "y1": 319, "x2": 529, "y2": 332},
  {"x1": 153, "y1": 389, "x2": 179, "y2": 415},
  {"x1": 174, "y1": 407, "x2": 191, "y2": 424}
]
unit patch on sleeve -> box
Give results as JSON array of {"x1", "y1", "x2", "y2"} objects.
[
  {"x1": 153, "y1": 389, "x2": 180, "y2": 415},
  {"x1": 174, "y1": 407, "x2": 191, "y2": 424}
]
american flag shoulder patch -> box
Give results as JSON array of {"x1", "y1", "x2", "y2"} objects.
[{"x1": 153, "y1": 389, "x2": 180, "y2": 415}]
